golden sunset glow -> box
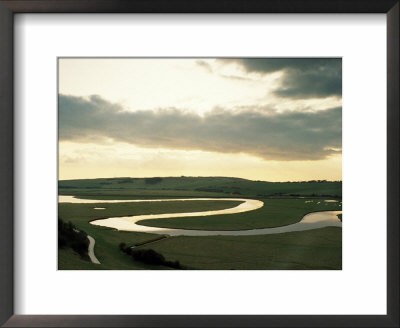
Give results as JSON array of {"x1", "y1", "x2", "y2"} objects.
[{"x1": 59, "y1": 58, "x2": 342, "y2": 181}]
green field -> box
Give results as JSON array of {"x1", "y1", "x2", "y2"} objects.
[
  {"x1": 59, "y1": 176, "x2": 342, "y2": 198},
  {"x1": 139, "y1": 198, "x2": 341, "y2": 230},
  {"x1": 146, "y1": 227, "x2": 342, "y2": 270},
  {"x1": 58, "y1": 177, "x2": 342, "y2": 270}
]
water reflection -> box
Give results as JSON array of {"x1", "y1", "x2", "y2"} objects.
[{"x1": 59, "y1": 196, "x2": 341, "y2": 236}]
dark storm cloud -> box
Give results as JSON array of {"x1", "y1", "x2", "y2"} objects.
[
  {"x1": 219, "y1": 58, "x2": 342, "y2": 99},
  {"x1": 59, "y1": 94, "x2": 342, "y2": 161}
]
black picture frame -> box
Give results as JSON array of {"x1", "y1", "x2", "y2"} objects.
[{"x1": 0, "y1": 1, "x2": 398, "y2": 327}]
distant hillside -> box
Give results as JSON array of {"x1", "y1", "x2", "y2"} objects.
[{"x1": 59, "y1": 176, "x2": 341, "y2": 198}]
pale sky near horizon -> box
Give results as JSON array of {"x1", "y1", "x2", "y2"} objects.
[{"x1": 58, "y1": 58, "x2": 342, "y2": 181}]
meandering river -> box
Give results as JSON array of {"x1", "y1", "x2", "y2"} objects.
[{"x1": 59, "y1": 196, "x2": 342, "y2": 236}]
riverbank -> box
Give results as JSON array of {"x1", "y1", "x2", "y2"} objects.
[
  {"x1": 59, "y1": 196, "x2": 341, "y2": 236},
  {"x1": 58, "y1": 196, "x2": 342, "y2": 270}
]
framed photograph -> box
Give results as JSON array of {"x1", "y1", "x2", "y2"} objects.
[
  {"x1": 0, "y1": 1, "x2": 398, "y2": 327},
  {"x1": 57, "y1": 56, "x2": 343, "y2": 272}
]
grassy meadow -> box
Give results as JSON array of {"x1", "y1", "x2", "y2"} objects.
[
  {"x1": 59, "y1": 176, "x2": 341, "y2": 198},
  {"x1": 58, "y1": 177, "x2": 342, "y2": 270}
]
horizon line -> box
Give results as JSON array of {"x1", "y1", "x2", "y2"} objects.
[{"x1": 58, "y1": 175, "x2": 342, "y2": 183}]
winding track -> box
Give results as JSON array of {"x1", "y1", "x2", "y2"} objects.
[
  {"x1": 72, "y1": 227, "x2": 101, "y2": 264},
  {"x1": 59, "y1": 196, "x2": 342, "y2": 237},
  {"x1": 87, "y1": 235, "x2": 101, "y2": 264}
]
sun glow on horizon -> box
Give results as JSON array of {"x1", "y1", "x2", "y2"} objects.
[{"x1": 59, "y1": 58, "x2": 342, "y2": 181}]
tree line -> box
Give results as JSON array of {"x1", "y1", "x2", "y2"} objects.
[{"x1": 58, "y1": 218, "x2": 89, "y2": 260}]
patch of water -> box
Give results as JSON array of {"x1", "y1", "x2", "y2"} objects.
[
  {"x1": 60, "y1": 196, "x2": 341, "y2": 237},
  {"x1": 90, "y1": 208, "x2": 342, "y2": 236}
]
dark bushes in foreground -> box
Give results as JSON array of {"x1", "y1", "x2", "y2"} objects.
[
  {"x1": 58, "y1": 218, "x2": 89, "y2": 259},
  {"x1": 119, "y1": 243, "x2": 183, "y2": 269},
  {"x1": 132, "y1": 249, "x2": 165, "y2": 264}
]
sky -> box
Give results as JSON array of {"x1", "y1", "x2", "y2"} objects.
[{"x1": 58, "y1": 58, "x2": 342, "y2": 181}]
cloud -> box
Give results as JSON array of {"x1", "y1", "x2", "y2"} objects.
[
  {"x1": 59, "y1": 94, "x2": 342, "y2": 161},
  {"x1": 218, "y1": 58, "x2": 342, "y2": 99}
]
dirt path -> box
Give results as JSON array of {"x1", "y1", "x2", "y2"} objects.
[{"x1": 87, "y1": 235, "x2": 100, "y2": 264}]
